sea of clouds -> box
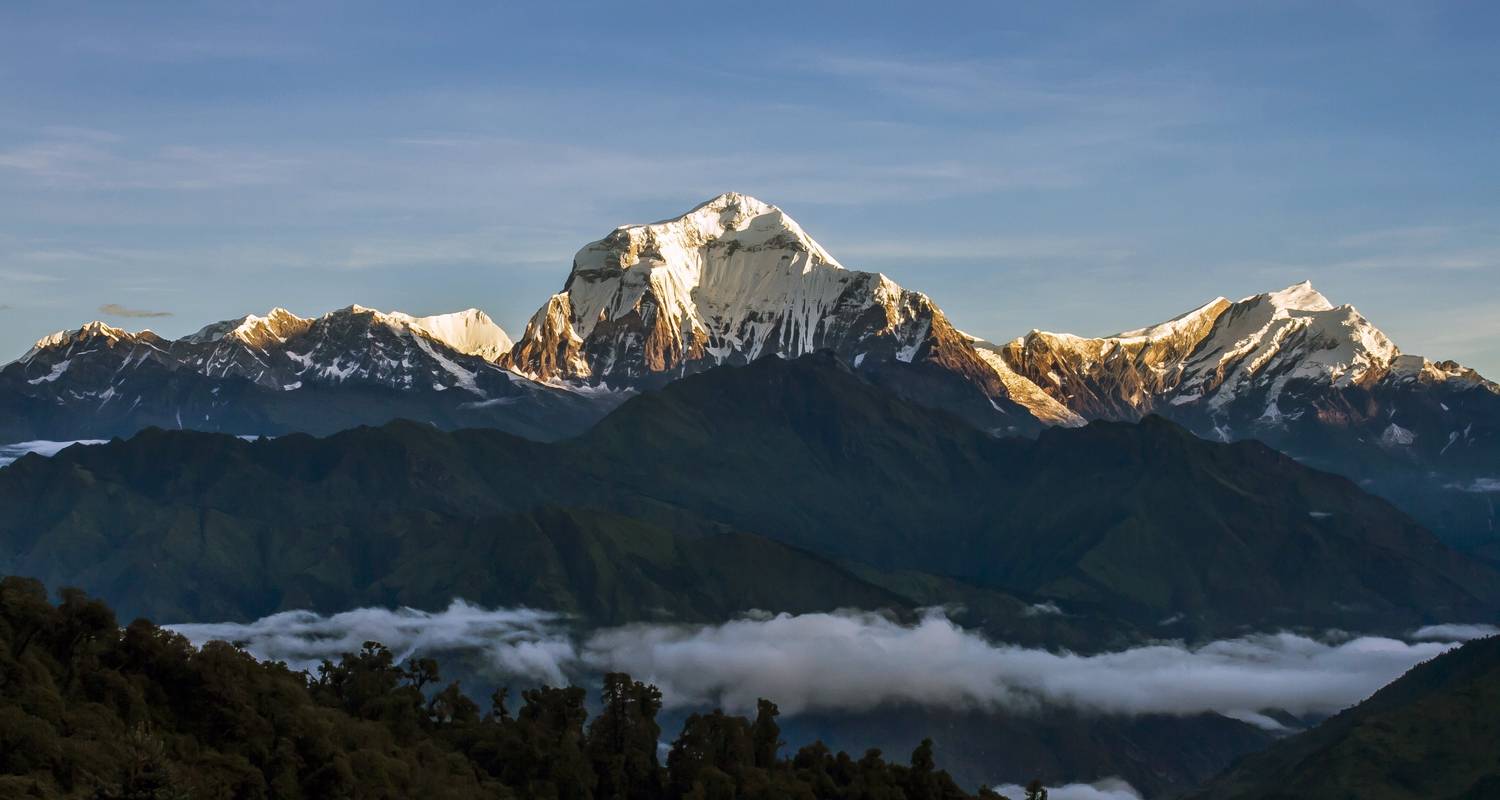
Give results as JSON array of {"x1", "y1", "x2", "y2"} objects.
[{"x1": 168, "y1": 604, "x2": 1491, "y2": 727}]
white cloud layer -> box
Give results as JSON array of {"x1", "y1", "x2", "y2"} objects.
[
  {"x1": 1412, "y1": 623, "x2": 1500, "y2": 641},
  {"x1": 582, "y1": 611, "x2": 1456, "y2": 719},
  {"x1": 171, "y1": 602, "x2": 576, "y2": 684},
  {"x1": 168, "y1": 605, "x2": 1472, "y2": 728},
  {"x1": 992, "y1": 778, "x2": 1141, "y2": 800}
]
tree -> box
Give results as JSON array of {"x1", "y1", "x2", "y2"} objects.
[
  {"x1": 516, "y1": 685, "x2": 595, "y2": 800},
  {"x1": 490, "y1": 686, "x2": 512, "y2": 720},
  {"x1": 429, "y1": 680, "x2": 481, "y2": 725},
  {"x1": 907, "y1": 739, "x2": 939, "y2": 800},
  {"x1": 667, "y1": 711, "x2": 754, "y2": 797},
  {"x1": 587, "y1": 673, "x2": 664, "y2": 800},
  {"x1": 94, "y1": 723, "x2": 185, "y2": 800},
  {"x1": 750, "y1": 699, "x2": 782, "y2": 770},
  {"x1": 1024, "y1": 779, "x2": 1047, "y2": 800}
]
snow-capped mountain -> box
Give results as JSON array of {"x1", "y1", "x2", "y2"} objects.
[
  {"x1": 996, "y1": 281, "x2": 1499, "y2": 558},
  {"x1": 0, "y1": 305, "x2": 612, "y2": 443},
  {"x1": 13, "y1": 305, "x2": 520, "y2": 395},
  {"x1": 997, "y1": 280, "x2": 1496, "y2": 437},
  {"x1": 504, "y1": 192, "x2": 1048, "y2": 430},
  {"x1": 497, "y1": 193, "x2": 1499, "y2": 556}
]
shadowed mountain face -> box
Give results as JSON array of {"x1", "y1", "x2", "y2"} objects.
[
  {"x1": 1193, "y1": 635, "x2": 1500, "y2": 800},
  {"x1": 1, "y1": 354, "x2": 1495, "y2": 643}
]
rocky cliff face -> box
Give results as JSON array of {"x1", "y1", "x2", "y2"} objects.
[{"x1": 999, "y1": 297, "x2": 1232, "y2": 421}]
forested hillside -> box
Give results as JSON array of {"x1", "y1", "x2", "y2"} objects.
[
  {"x1": 1193, "y1": 634, "x2": 1500, "y2": 799},
  {"x1": 0, "y1": 576, "x2": 1006, "y2": 799}
]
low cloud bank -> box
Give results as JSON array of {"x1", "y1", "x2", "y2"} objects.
[
  {"x1": 584, "y1": 611, "x2": 1453, "y2": 719},
  {"x1": 171, "y1": 602, "x2": 575, "y2": 684},
  {"x1": 1412, "y1": 623, "x2": 1500, "y2": 641},
  {"x1": 169, "y1": 606, "x2": 1465, "y2": 723},
  {"x1": 992, "y1": 778, "x2": 1140, "y2": 800}
]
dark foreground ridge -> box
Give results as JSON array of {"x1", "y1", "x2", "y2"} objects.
[
  {"x1": 1193, "y1": 633, "x2": 1500, "y2": 799},
  {"x1": 0, "y1": 577, "x2": 1014, "y2": 800}
]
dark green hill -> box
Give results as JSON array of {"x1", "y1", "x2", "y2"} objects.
[
  {"x1": 0, "y1": 500, "x2": 908, "y2": 625},
  {"x1": 1192, "y1": 635, "x2": 1500, "y2": 799},
  {"x1": 566, "y1": 356, "x2": 1500, "y2": 636},
  {"x1": 1, "y1": 354, "x2": 1496, "y2": 639}
]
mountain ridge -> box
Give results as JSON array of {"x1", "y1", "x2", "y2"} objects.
[
  {"x1": 0, "y1": 303, "x2": 614, "y2": 443},
  {"x1": 3, "y1": 353, "x2": 1496, "y2": 642}
]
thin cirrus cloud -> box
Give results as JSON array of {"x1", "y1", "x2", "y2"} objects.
[
  {"x1": 0, "y1": 131, "x2": 302, "y2": 191},
  {"x1": 99, "y1": 303, "x2": 172, "y2": 319},
  {"x1": 167, "y1": 605, "x2": 1474, "y2": 730}
]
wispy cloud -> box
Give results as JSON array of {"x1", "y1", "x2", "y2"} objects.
[
  {"x1": 802, "y1": 52, "x2": 1222, "y2": 135},
  {"x1": 99, "y1": 303, "x2": 172, "y2": 318},
  {"x1": 0, "y1": 132, "x2": 302, "y2": 191},
  {"x1": 0, "y1": 269, "x2": 64, "y2": 284},
  {"x1": 828, "y1": 235, "x2": 1133, "y2": 265},
  {"x1": 1318, "y1": 223, "x2": 1500, "y2": 273}
]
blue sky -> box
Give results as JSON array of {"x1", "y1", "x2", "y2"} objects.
[{"x1": 2, "y1": 1, "x2": 1497, "y2": 374}]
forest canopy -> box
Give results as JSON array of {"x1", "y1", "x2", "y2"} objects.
[{"x1": 0, "y1": 576, "x2": 1015, "y2": 799}]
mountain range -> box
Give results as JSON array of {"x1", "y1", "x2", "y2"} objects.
[
  {"x1": 3, "y1": 192, "x2": 1496, "y2": 562},
  {"x1": 3, "y1": 353, "x2": 1495, "y2": 642},
  {"x1": 4, "y1": 194, "x2": 1500, "y2": 798},
  {"x1": 0, "y1": 305, "x2": 614, "y2": 443}
]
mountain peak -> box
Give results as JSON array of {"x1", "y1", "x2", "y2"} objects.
[
  {"x1": 1258, "y1": 280, "x2": 1334, "y2": 312},
  {"x1": 29, "y1": 320, "x2": 132, "y2": 350},
  {"x1": 683, "y1": 191, "x2": 776, "y2": 217},
  {"x1": 15, "y1": 321, "x2": 149, "y2": 367},
  {"x1": 185, "y1": 308, "x2": 312, "y2": 345},
  {"x1": 393, "y1": 308, "x2": 513, "y2": 361},
  {"x1": 508, "y1": 195, "x2": 1016, "y2": 404},
  {"x1": 512, "y1": 193, "x2": 861, "y2": 378}
]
